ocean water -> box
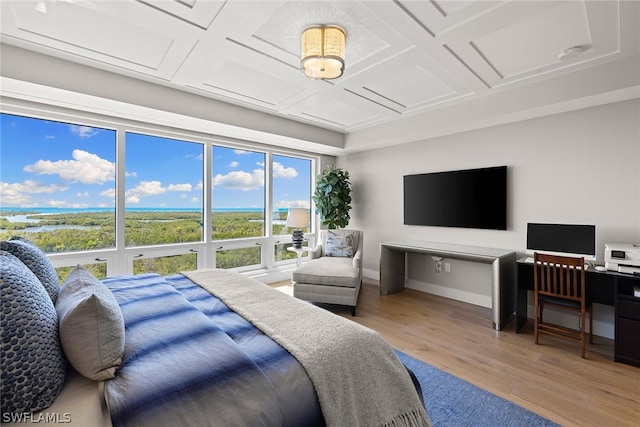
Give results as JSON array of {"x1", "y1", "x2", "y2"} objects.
[{"x1": 1, "y1": 207, "x2": 269, "y2": 215}]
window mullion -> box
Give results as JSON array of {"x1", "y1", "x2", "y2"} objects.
[{"x1": 113, "y1": 125, "x2": 127, "y2": 275}]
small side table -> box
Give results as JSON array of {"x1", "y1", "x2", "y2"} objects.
[{"x1": 287, "y1": 246, "x2": 308, "y2": 267}]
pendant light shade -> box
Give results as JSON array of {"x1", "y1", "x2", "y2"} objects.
[{"x1": 301, "y1": 25, "x2": 346, "y2": 80}]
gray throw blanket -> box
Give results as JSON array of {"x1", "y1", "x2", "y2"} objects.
[{"x1": 183, "y1": 269, "x2": 430, "y2": 427}]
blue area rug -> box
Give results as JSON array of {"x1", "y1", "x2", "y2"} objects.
[{"x1": 395, "y1": 350, "x2": 559, "y2": 427}]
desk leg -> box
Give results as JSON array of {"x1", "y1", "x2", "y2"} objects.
[
  {"x1": 515, "y1": 286, "x2": 528, "y2": 332},
  {"x1": 296, "y1": 252, "x2": 302, "y2": 268},
  {"x1": 380, "y1": 246, "x2": 405, "y2": 295}
]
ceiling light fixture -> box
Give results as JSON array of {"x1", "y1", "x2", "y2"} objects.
[{"x1": 301, "y1": 25, "x2": 346, "y2": 80}]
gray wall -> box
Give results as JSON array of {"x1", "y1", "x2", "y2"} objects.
[{"x1": 338, "y1": 99, "x2": 640, "y2": 337}]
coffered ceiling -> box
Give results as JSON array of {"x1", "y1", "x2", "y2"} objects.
[{"x1": 1, "y1": 0, "x2": 639, "y2": 153}]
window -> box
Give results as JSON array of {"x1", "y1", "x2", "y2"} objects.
[
  {"x1": 133, "y1": 253, "x2": 197, "y2": 275},
  {"x1": 125, "y1": 132, "x2": 204, "y2": 247},
  {"x1": 211, "y1": 146, "x2": 265, "y2": 239},
  {"x1": 216, "y1": 246, "x2": 261, "y2": 269},
  {"x1": 56, "y1": 262, "x2": 107, "y2": 282},
  {"x1": 272, "y1": 154, "x2": 312, "y2": 236},
  {"x1": 272, "y1": 154, "x2": 311, "y2": 262},
  {"x1": 0, "y1": 113, "x2": 116, "y2": 252},
  {"x1": 1, "y1": 111, "x2": 317, "y2": 277}
]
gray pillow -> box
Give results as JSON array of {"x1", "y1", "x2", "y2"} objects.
[
  {"x1": 56, "y1": 266, "x2": 125, "y2": 380},
  {"x1": 0, "y1": 236, "x2": 61, "y2": 303},
  {"x1": 0, "y1": 250, "x2": 66, "y2": 416}
]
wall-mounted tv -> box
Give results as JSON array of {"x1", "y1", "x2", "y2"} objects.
[{"x1": 403, "y1": 166, "x2": 507, "y2": 230}]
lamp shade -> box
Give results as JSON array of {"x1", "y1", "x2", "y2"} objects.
[
  {"x1": 286, "y1": 208, "x2": 309, "y2": 229},
  {"x1": 301, "y1": 25, "x2": 345, "y2": 79}
]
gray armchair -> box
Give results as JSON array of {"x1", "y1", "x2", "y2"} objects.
[{"x1": 292, "y1": 229, "x2": 363, "y2": 316}]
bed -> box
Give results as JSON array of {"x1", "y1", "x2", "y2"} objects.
[{"x1": 1, "y1": 237, "x2": 430, "y2": 427}]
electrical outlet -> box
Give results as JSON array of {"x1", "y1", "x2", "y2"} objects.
[{"x1": 445, "y1": 262, "x2": 451, "y2": 273}]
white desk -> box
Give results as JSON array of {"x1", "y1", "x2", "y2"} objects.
[{"x1": 380, "y1": 240, "x2": 516, "y2": 330}]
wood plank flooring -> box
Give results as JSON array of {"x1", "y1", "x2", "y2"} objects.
[{"x1": 274, "y1": 279, "x2": 640, "y2": 426}]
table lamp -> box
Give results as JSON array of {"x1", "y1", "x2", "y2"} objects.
[{"x1": 286, "y1": 208, "x2": 309, "y2": 249}]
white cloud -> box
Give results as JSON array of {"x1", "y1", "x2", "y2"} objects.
[
  {"x1": 27, "y1": 199, "x2": 91, "y2": 209},
  {"x1": 77, "y1": 191, "x2": 90, "y2": 197},
  {"x1": 100, "y1": 188, "x2": 116, "y2": 200},
  {"x1": 0, "y1": 180, "x2": 68, "y2": 195},
  {"x1": 46, "y1": 199, "x2": 69, "y2": 207},
  {"x1": 69, "y1": 203, "x2": 90, "y2": 208},
  {"x1": 125, "y1": 180, "x2": 172, "y2": 203},
  {"x1": 167, "y1": 183, "x2": 192, "y2": 192},
  {"x1": 276, "y1": 199, "x2": 310, "y2": 209},
  {"x1": 69, "y1": 125, "x2": 98, "y2": 138},
  {"x1": 273, "y1": 162, "x2": 298, "y2": 178},
  {"x1": 229, "y1": 161, "x2": 239, "y2": 168},
  {"x1": 190, "y1": 197, "x2": 199, "y2": 203},
  {"x1": 0, "y1": 180, "x2": 69, "y2": 206},
  {"x1": 211, "y1": 169, "x2": 264, "y2": 191},
  {"x1": 23, "y1": 149, "x2": 115, "y2": 184}
]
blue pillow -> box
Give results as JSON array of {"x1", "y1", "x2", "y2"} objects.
[
  {"x1": 0, "y1": 250, "x2": 66, "y2": 416},
  {"x1": 0, "y1": 237, "x2": 60, "y2": 303}
]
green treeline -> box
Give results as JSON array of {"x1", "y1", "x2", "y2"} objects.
[{"x1": 0, "y1": 210, "x2": 296, "y2": 279}]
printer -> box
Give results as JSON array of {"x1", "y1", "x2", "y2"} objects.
[{"x1": 605, "y1": 243, "x2": 640, "y2": 274}]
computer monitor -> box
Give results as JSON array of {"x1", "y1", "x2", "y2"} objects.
[{"x1": 526, "y1": 223, "x2": 596, "y2": 262}]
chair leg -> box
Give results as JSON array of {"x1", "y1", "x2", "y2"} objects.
[
  {"x1": 580, "y1": 310, "x2": 586, "y2": 359},
  {"x1": 534, "y1": 304, "x2": 542, "y2": 345},
  {"x1": 350, "y1": 306, "x2": 356, "y2": 316}
]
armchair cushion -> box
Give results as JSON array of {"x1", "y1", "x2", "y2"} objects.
[{"x1": 292, "y1": 257, "x2": 359, "y2": 288}]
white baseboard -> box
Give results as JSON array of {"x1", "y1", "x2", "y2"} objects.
[
  {"x1": 406, "y1": 278, "x2": 492, "y2": 308},
  {"x1": 363, "y1": 268, "x2": 379, "y2": 282}
]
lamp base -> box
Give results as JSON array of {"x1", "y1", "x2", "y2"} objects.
[{"x1": 291, "y1": 229, "x2": 304, "y2": 249}]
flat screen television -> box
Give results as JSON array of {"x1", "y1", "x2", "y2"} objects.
[
  {"x1": 526, "y1": 223, "x2": 596, "y2": 261},
  {"x1": 403, "y1": 166, "x2": 507, "y2": 230}
]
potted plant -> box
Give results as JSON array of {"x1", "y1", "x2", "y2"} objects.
[{"x1": 312, "y1": 164, "x2": 352, "y2": 229}]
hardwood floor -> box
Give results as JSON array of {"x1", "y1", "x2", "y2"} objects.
[{"x1": 275, "y1": 278, "x2": 640, "y2": 426}]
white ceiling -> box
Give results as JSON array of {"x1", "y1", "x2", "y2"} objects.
[{"x1": 1, "y1": 0, "x2": 639, "y2": 154}]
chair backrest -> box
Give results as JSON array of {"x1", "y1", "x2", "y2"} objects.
[
  {"x1": 318, "y1": 229, "x2": 362, "y2": 261},
  {"x1": 533, "y1": 252, "x2": 586, "y2": 302}
]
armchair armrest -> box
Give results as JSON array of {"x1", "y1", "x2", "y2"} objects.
[
  {"x1": 309, "y1": 245, "x2": 323, "y2": 259},
  {"x1": 352, "y1": 250, "x2": 362, "y2": 268}
]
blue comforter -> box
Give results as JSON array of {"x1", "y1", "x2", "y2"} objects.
[{"x1": 102, "y1": 273, "x2": 323, "y2": 427}]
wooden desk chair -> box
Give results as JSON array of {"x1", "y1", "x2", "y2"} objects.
[{"x1": 533, "y1": 252, "x2": 593, "y2": 358}]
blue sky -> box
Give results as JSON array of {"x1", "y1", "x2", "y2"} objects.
[{"x1": 0, "y1": 114, "x2": 311, "y2": 210}]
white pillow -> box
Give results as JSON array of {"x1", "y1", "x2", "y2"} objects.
[
  {"x1": 325, "y1": 231, "x2": 354, "y2": 257},
  {"x1": 56, "y1": 266, "x2": 125, "y2": 380}
]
